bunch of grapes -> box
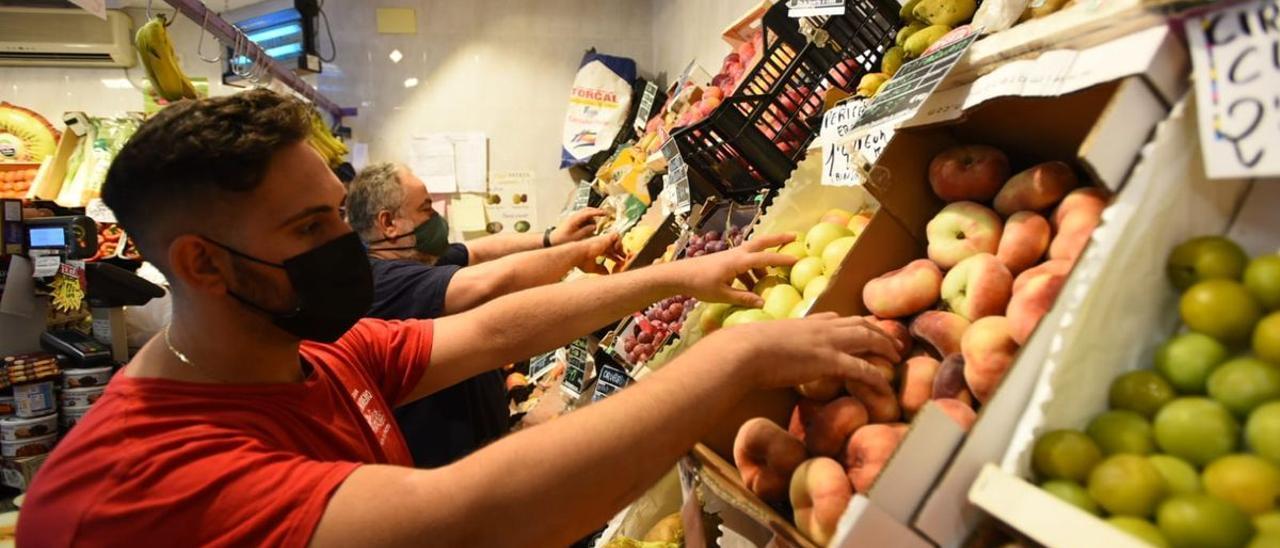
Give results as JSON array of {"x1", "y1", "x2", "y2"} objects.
[
  {"x1": 622, "y1": 295, "x2": 698, "y2": 365},
  {"x1": 684, "y1": 224, "x2": 746, "y2": 258}
]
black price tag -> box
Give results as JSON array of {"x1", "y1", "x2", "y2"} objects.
[
  {"x1": 527, "y1": 351, "x2": 557, "y2": 383},
  {"x1": 854, "y1": 30, "x2": 981, "y2": 130},
  {"x1": 633, "y1": 81, "x2": 660, "y2": 133},
  {"x1": 591, "y1": 360, "x2": 632, "y2": 402},
  {"x1": 560, "y1": 338, "x2": 592, "y2": 398},
  {"x1": 563, "y1": 182, "x2": 593, "y2": 219}
]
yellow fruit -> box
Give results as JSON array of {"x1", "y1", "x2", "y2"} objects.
[
  {"x1": 904, "y1": 25, "x2": 952, "y2": 58},
  {"x1": 857, "y1": 73, "x2": 890, "y2": 98},
  {"x1": 882, "y1": 47, "x2": 906, "y2": 76},
  {"x1": 912, "y1": 0, "x2": 977, "y2": 26},
  {"x1": 897, "y1": 23, "x2": 928, "y2": 47}
]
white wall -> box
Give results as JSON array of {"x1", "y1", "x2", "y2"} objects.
[{"x1": 651, "y1": 0, "x2": 765, "y2": 81}]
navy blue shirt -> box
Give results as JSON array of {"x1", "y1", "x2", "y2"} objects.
[{"x1": 368, "y1": 247, "x2": 509, "y2": 468}]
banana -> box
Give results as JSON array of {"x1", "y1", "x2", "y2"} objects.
[
  {"x1": 135, "y1": 15, "x2": 198, "y2": 102},
  {"x1": 306, "y1": 110, "x2": 348, "y2": 167}
]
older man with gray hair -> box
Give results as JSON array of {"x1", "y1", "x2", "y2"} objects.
[{"x1": 348, "y1": 162, "x2": 616, "y2": 468}]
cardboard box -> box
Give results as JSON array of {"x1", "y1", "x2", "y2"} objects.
[{"x1": 965, "y1": 98, "x2": 1263, "y2": 546}]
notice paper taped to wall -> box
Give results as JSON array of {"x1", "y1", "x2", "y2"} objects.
[{"x1": 408, "y1": 132, "x2": 489, "y2": 194}]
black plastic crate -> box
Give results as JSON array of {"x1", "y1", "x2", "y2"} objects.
[{"x1": 669, "y1": 0, "x2": 899, "y2": 200}]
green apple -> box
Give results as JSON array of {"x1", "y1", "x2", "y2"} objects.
[
  {"x1": 1109, "y1": 370, "x2": 1176, "y2": 418},
  {"x1": 1032, "y1": 430, "x2": 1103, "y2": 482},
  {"x1": 723, "y1": 308, "x2": 773, "y2": 328},
  {"x1": 1149, "y1": 454, "x2": 1201, "y2": 496},
  {"x1": 1153, "y1": 397, "x2": 1240, "y2": 466},
  {"x1": 1156, "y1": 494, "x2": 1255, "y2": 548},
  {"x1": 1257, "y1": 511, "x2": 1280, "y2": 535},
  {"x1": 1087, "y1": 454, "x2": 1167, "y2": 516},
  {"x1": 1202, "y1": 454, "x2": 1280, "y2": 515},
  {"x1": 1252, "y1": 532, "x2": 1280, "y2": 548},
  {"x1": 804, "y1": 222, "x2": 853, "y2": 258},
  {"x1": 790, "y1": 256, "x2": 826, "y2": 293},
  {"x1": 753, "y1": 276, "x2": 788, "y2": 299},
  {"x1": 1180, "y1": 279, "x2": 1262, "y2": 344},
  {"x1": 1107, "y1": 517, "x2": 1170, "y2": 548},
  {"x1": 771, "y1": 240, "x2": 808, "y2": 278},
  {"x1": 1155, "y1": 332, "x2": 1230, "y2": 394},
  {"x1": 1247, "y1": 401, "x2": 1280, "y2": 465},
  {"x1": 803, "y1": 276, "x2": 830, "y2": 301},
  {"x1": 1246, "y1": 254, "x2": 1280, "y2": 310},
  {"x1": 698, "y1": 302, "x2": 734, "y2": 333},
  {"x1": 789, "y1": 297, "x2": 816, "y2": 318},
  {"x1": 1166, "y1": 235, "x2": 1248, "y2": 291},
  {"x1": 1041, "y1": 480, "x2": 1099, "y2": 515},
  {"x1": 762, "y1": 284, "x2": 803, "y2": 320},
  {"x1": 1206, "y1": 357, "x2": 1280, "y2": 417},
  {"x1": 1255, "y1": 312, "x2": 1280, "y2": 365},
  {"x1": 821, "y1": 236, "x2": 857, "y2": 275}
]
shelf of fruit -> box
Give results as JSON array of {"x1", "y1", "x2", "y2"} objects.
[
  {"x1": 1016, "y1": 236, "x2": 1280, "y2": 548},
  {"x1": 0, "y1": 164, "x2": 38, "y2": 200}
]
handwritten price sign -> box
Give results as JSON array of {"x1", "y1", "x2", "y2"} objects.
[{"x1": 1185, "y1": 0, "x2": 1280, "y2": 179}]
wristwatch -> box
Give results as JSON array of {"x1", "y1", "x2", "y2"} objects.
[{"x1": 543, "y1": 227, "x2": 554, "y2": 248}]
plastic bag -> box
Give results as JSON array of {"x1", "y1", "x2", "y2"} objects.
[{"x1": 561, "y1": 50, "x2": 636, "y2": 169}]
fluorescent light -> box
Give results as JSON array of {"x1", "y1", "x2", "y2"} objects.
[
  {"x1": 389, "y1": 49, "x2": 403, "y2": 63},
  {"x1": 264, "y1": 43, "x2": 303, "y2": 58},
  {"x1": 100, "y1": 78, "x2": 133, "y2": 89},
  {"x1": 247, "y1": 24, "x2": 302, "y2": 44},
  {"x1": 403, "y1": 78, "x2": 419, "y2": 88}
]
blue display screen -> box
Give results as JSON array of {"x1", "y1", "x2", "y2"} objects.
[{"x1": 28, "y1": 227, "x2": 65, "y2": 248}]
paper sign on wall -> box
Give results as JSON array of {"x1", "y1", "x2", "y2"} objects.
[
  {"x1": 449, "y1": 194, "x2": 489, "y2": 233},
  {"x1": 485, "y1": 171, "x2": 537, "y2": 235},
  {"x1": 408, "y1": 133, "x2": 488, "y2": 194},
  {"x1": 1184, "y1": 0, "x2": 1280, "y2": 179}
]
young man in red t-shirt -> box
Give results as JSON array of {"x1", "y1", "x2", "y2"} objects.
[{"x1": 18, "y1": 90, "x2": 898, "y2": 547}]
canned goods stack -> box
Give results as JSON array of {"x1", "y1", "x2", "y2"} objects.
[{"x1": 0, "y1": 352, "x2": 78, "y2": 491}]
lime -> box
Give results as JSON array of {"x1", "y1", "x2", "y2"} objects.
[
  {"x1": 1153, "y1": 397, "x2": 1240, "y2": 466},
  {"x1": 1207, "y1": 357, "x2": 1280, "y2": 418},
  {"x1": 1247, "y1": 402, "x2": 1280, "y2": 465},
  {"x1": 1033, "y1": 429, "x2": 1103, "y2": 482},
  {"x1": 1203, "y1": 454, "x2": 1280, "y2": 516},
  {"x1": 1149, "y1": 454, "x2": 1201, "y2": 496},
  {"x1": 1088, "y1": 410, "x2": 1156, "y2": 455},
  {"x1": 1155, "y1": 332, "x2": 1230, "y2": 395},
  {"x1": 1111, "y1": 370, "x2": 1178, "y2": 418},
  {"x1": 1180, "y1": 279, "x2": 1263, "y2": 344},
  {"x1": 1087, "y1": 454, "x2": 1168, "y2": 517},
  {"x1": 1041, "y1": 479, "x2": 1100, "y2": 515},
  {"x1": 1107, "y1": 516, "x2": 1171, "y2": 547},
  {"x1": 1157, "y1": 494, "x2": 1255, "y2": 548}
]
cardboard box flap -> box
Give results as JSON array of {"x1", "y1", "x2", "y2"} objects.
[{"x1": 690, "y1": 444, "x2": 820, "y2": 548}]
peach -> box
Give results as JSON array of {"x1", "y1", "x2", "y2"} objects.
[
  {"x1": 996, "y1": 212, "x2": 1051, "y2": 275},
  {"x1": 1013, "y1": 259, "x2": 1074, "y2": 294},
  {"x1": 993, "y1": 161, "x2": 1079, "y2": 216},
  {"x1": 1007, "y1": 269, "x2": 1067, "y2": 345},
  {"x1": 734, "y1": 418, "x2": 808, "y2": 503},
  {"x1": 928, "y1": 145, "x2": 1010, "y2": 203},
  {"x1": 789, "y1": 398, "x2": 822, "y2": 443},
  {"x1": 926, "y1": 201, "x2": 1004, "y2": 269},
  {"x1": 797, "y1": 378, "x2": 843, "y2": 401},
  {"x1": 1052, "y1": 187, "x2": 1108, "y2": 229},
  {"x1": 899, "y1": 355, "x2": 941, "y2": 419},
  {"x1": 910, "y1": 310, "x2": 971, "y2": 358},
  {"x1": 843, "y1": 423, "x2": 910, "y2": 493},
  {"x1": 1048, "y1": 205, "x2": 1102, "y2": 262},
  {"x1": 862, "y1": 259, "x2": 943, "y2": 318},
  {"x1": 932, "y1": 353, "x2": 974, "y2": 404},
  {"x1": 864, "y1": 354, "x2": 896, "y2": 383},
  {"x1": 930, "y1": 399, "x2": 977, "y2": 431},
  {"x1": 847, "y1": 211, "x2": 873, "y2": 235},
  {"x1": 791, "y1": 457, "x2": 854, "y2": 545},
  {"x1": 961, "y1": 316, "x2": 1020, "y2": 403},
  {"x1": 867, "y1": 317, "x2": 914, "y2": 357},
  {"x1": 846, "y1": 380, "x2": 901, "y2": 423},
  {"x1": 941, "y1": 253, "x2": 1013, "y2": 321},
  {"x1": 799, "y1": 396, "x2": 870, "y2": 457}
]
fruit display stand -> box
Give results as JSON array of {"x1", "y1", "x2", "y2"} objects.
[{"x1": 966, "y1": 93, "x2": 1269, "y2": 546}]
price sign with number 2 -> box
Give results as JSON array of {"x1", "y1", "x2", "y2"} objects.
[{"x1": 1185, "y1": 0, "x2": 1280, "y2": 179}]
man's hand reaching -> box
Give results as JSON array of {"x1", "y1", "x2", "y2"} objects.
[
  {"x1": 551, "y1": 207, "x2": 608, "y2": 245},
  {"x1": 665, "y1": 232, "x2": 799, "y2": 308}
]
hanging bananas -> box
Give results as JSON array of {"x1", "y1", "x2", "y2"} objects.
[
  {"x1": 306, "y1": 110, "x2": 348, "y2": 168},
  {"x1": 135, "y1": 15, "x2": 199, "y2": 102}
]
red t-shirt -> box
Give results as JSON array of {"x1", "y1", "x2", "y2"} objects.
[{"x1": 17, "y1": 318, "x2": 433, "y2": 548}]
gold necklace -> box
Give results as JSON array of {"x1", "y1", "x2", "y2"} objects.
[{"x1": 163, "y1": 325, "x2": 195, "y2": 367}]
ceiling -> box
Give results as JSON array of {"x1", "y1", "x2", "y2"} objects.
[{"x1": 0, "y1": 0, "x2": 267, "y2": 10}]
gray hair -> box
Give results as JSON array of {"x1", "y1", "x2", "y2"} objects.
[{"x1": 347, "y1": 162, "x2": 404, "y2": 240}]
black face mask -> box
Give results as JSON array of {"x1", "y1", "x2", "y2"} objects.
[{"x1": 206, "y1": 231, "x2": 373, "y2": 343}]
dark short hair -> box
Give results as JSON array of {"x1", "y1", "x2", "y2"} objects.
[{"x1": 101, "y1": 89, "x2": 312, "y2": 262}]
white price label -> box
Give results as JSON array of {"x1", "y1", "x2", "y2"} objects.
[
  {"x1": 822, "y1": 123, "x2": 895, "y2": 187},
  {"x1": 32, "y1": 255, "x2": 60, "y2": 278},
  {"x1": 788, "y1": 0, "x2": 846, "y2": 17},
  {"x1": 1185, "y1": 0, "x2": 1280, "y2": 179}
]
